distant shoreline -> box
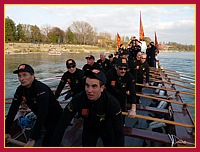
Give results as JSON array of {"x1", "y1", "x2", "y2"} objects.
[{"x1": 5, "y1": 43, "x2": 193, "y2": 54}]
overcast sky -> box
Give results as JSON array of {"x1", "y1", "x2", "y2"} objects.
[{"x1": 5, "y1": 4, "x2": 195, "y2": 45}]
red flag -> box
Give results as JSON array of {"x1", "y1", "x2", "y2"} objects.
[
  {"x1": 139, "y1": 11, "x2": 144, "y2": 41},
  {"x1": 155, "y1": 32, "x2": 160, "y2": 54},
  {"x1": 155, "y1": 32, "x2": 158, "y2": 46},
  {"x1": 117, "y1": 33, "x2": 122, "y2": 48}
]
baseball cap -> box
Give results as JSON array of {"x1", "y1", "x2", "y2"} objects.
[
  {"x1": 108, "y1": 54, "x2": 113, "y2": 58},
  {"x1": 13, "y1": 64, "x2": 34, "y2": 74},
  {"x1": 85, "y1": 69, "x2": 106, "y2": 84},
  {"x1": 66, "y1": 59, "x2": 76, "y2": 66},
  {"x1": 85, "y1": 55, "x2": 95, "y2": 60},
  {"x1": 116, "y1": 58, "x2": 128, "y2": 67}
]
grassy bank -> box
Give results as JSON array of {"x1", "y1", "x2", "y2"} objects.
[{"x1": 5, "y1": 43, "x2": 116, "y2": 54}]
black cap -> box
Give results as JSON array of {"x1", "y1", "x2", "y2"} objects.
[
  {"x1": 116, "y1": 58, "x2": 128, "y2": 67},
  {"x1": 85, "y1": 55, "x2": 95, "y2": 60},
  {"x1": 13, "y1": 64, "x2": 34, "y2": 74},
  {"x1": 85, "y1": 69, "x2": 106, "y2": 84},
  {"x1": 66, "y1": 59, "x2": 76, "y2": 66},
  {"x1": 108, "y1": 54, "x2": 113, "y2": 58}
]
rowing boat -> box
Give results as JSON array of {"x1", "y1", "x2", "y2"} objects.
[
  {"x1": 122, "y1": 64, "x2": 195, "y2": 147},
  {"x1": 5, "y1": 61, "x2": 195, "y2": 147},
  {"x1": 5, "y1": 11, "x2": 195, "y2": 147}
]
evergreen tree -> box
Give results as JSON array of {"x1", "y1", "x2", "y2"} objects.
[
  {"x1": 5, "y1": 17, "x2": 16, "y2": 42},
  {"x1": 16, "y1": 24, "x2": 25, "y2": 42},
  {"x1": 65, "y1": 28, "x2": 74, "y2": 44}
]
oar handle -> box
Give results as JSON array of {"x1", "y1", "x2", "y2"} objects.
[
  {"x1": 6, "y1": 138, "x2": 26, "y2": 146},
  {"x1": 122, "y1": 112, "x2": 194, "y2": 128},
  {"x1": 150, "y1": 78, "x2": 195, "y2": 90},
  {"x1": 136, "y1": 93, "x2": 195, "y2": 108}
]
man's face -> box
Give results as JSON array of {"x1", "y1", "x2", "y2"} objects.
[
  {"x1": 67, "y1": 65, "x2": 76, "y2": 74},
  {"x1": 140, "y1": 55, "x2": 147, "y2": 64},
  {"x1": 85, "y1": 77, "x2": 104, "y2": 101},
  {"x1": 100, "y1": 54, "x2": 105, "y2": 61},
  {"x1": 116, "y1": 66, "x2": 127, "y2": 77},
  {"x1": 18, "y1": 72, "x2": 34, "y2": 88},
  {"x1": 87, "y1": 59, "x2": 94, "y2": 66}
]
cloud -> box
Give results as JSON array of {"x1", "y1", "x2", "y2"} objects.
[{"x1": 5, "y1": 5, "x2": 195, "y2": 45}]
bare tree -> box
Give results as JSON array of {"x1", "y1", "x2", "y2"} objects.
[
  {"x1": 69, "y1": 21, "x2": 95, "y2": 45},
  {"x1": 40, "y1": 24, "x2": 52, "y2": 42}
]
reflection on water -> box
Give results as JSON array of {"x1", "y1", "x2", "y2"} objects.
[{"x1": 5, "y1": 51, "x2": 195, "y2": 118}]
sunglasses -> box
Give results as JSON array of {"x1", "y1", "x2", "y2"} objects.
[
  {"x1": 141, "y1": 58, "x2": 146, "y2": 59},
  {"x1": 67, "y1": 65, "x2": 76, "y2": 69},
  {"x1": 119, "y1": 67, "x2": 127, "y2": 71}
]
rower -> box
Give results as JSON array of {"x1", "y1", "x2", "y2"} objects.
[
  {"x1": 82, "y1": 55, "x2": 101, "y2": 72},
  {"x1": 97, "y1": 52, "x2": 111, "y2": 73},
  {"x1": 5, "y1": 64, "x2": 63, "y2": 147},
  {"x1": 146, "y1": 42, "x2": 157, "y2": 67},
  {"x1": 105, "y1": 58, "x2": 137, "y2": 123},
  {"x1": 55, "y1": 59, "x2": 84, "y2": 100},
  {"x1": 50, "y1": 69, "x2": 124, "y2": 147},
  {"x1": 136, "y1": 53, "x2": 150, "y2": 103}
]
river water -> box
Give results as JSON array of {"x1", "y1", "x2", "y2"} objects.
[{"x1": 5, "y1": 51, "x2": 195, "y2": 119}]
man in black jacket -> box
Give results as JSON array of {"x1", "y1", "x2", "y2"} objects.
[
  {"x1": 97, "y1": 52, "x2": 111, "y2": 73},
  {"x1": 146, "y1": 42, "x2": 157, "y2": 67},
  {"x1": 5, "y1": 64, "x2": 63, "y2": 146},
  {"x1": 82, "y1": 55, "x2": 101, "y2": 72},
  {"x1": 105, "y1": 58, "x2": 137, "y2": 121},
  {"x1": 136, "y1": 53, "x2": 149, "y2": 103},
  {"x1": 51, "y1": 69, "x2": 124, "y2": 147},
  {"x1": 55, "y1": 59, "x2": 84, "y2": 100}
]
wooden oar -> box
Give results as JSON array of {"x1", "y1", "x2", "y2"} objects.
[
  {"x1": 161, "y1": 69, "x2": 195, "y2": 77},
  {"x1": 122, "y1": 112, "x2": 194, "y2": 128},
  {"x1": 136, "y1": 93, "x2": 195, "y2": 108},
  {"x1": 168, "y1": 77, "x2": 195, "y2": 85},
  {"x1": 149, "y1": 73, "x2": 181, "y2": 81},
  {"x1": 165, "y1": 72, "x2": 194, "y2": 80},
  {"x1": 6, "y1": 138, "x2": 26, "y2": 146},
  {"x1": 150, "y1": 78, "x2": 195, "y2": 91},
  {"x1": 136, "y1": 83, "x2": 195, "y2": 96},
  {"x1": 150, "y1": 73, "x2": 195, "y2": 85}
]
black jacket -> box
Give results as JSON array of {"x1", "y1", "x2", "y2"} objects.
[
  {"x1": 106, "y1": 68, "x2": 137, "y2": 107},
  {"x1": 97, "y1": 58, "x2": 111, "y2": 73},
  {"x1": 55, "y1": 68, "x2": 84, "y2": 99},
  {"x1": 5, "y1": 79, "x2": 63, "y2": 141},
  {"x1": 137, "y1": 61, "x2": 149, "y2": 84},
  {"x1": 82, "y1": 62, "x2": 101, "y2": 72},
  {"x1": 51, "y1": 91, "x2": 124, "y2": 147}
]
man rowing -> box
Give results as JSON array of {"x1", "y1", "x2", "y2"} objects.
[
  {"x1": 105, "y1": 58, "x2": 137, "y2": 123},
  {"x1": 50, "y1": 69, "x2": 124, "y2": 147},
  {"x1": 5, "y1": 64, "x2": 63, "y2": 146},
  {"x1": 55, "y1": 59, "x2": 84, "y2": 100}
]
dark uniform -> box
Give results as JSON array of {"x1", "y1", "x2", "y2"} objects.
[
  {"x1": 132, "y1": 44, "x2": 141, "y2": 59},
  {"x1": 5, "y1": 79, "x2": 63, "y2": 146},
  {"x1": 51, "y1": 70, "x2": 124, "y2": 147},
  {"x1": 136, "y1": 60, "x2": 149, "y2": 103},
  {"x1": 106, "y1": 68, "x2": 136, "y2": 111},
  {"x1": 97, "y1": 58, "x2": 111, "y2": 73},
  {"x1": 82, "y1": 55, "x2": 101, "y2": 72},
  {"x1": 108, "y1": 54, "x2": 116, "y2": 69},
  {"x1": 82, "y1": 62, "x2": 101, "y2": 73},
  {"x1": 146, "y1": 42, "x2": 157, "y2": 67},
  {"x1": 55, "y1": 68, "x2": 84, "y2": 99}
]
